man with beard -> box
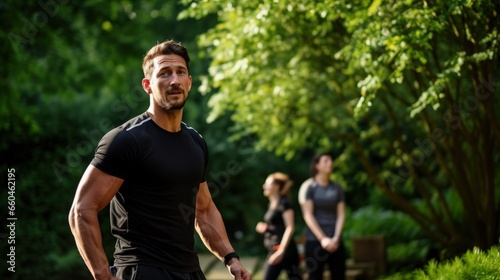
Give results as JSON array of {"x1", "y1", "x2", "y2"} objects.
[{"x1": 69, "y1": 40, "x2": 252, "y2": 280}]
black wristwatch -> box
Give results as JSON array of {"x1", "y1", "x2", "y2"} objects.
[{"x1": 222, "y1": 252, "x2": 240, "y2": 266}]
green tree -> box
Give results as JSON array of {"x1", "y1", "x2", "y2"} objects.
[{"x1": 180, "y1": 0, "x2": 500, "y2": 257}]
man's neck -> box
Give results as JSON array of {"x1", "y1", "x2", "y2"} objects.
[{"x1": 147, "y1": 108, "x2": 183, "y2": 132}]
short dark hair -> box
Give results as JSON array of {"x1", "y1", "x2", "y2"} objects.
[{"x1": 142, "y1": 40, "x2": 190, "y2": 79}]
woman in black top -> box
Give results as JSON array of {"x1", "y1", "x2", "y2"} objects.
[{"x1": 256, "y1": 172, "x2": 303, "y2": 280}]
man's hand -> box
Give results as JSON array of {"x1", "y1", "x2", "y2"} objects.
[{"x1": 227, "y1": 259, "x2": 252, "y2": 280}]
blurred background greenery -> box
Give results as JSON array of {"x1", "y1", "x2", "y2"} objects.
[{"x1": 1, "y1": 0, "x2": 498, "y2": 279}]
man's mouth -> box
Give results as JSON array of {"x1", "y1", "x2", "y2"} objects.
[{"x1": 167, "y1": 90, "x2": 182, "y2": 95}]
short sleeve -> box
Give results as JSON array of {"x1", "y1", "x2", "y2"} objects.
[
  {"x1": 298, "y1": 178, "x2": 314, "y2": 204},
  {"x1": 198, "y1": 136, "x2": 209, "y2": 183},
  {"x1": 91, "y1": 128, "x2": 138, "y2": 179},
  {"x1": 279, "y1": 197, "x2": 293, "y2": 212},
  {"x1": 305, "y1": 183, "x2": 316, "y2": 201},
  {"x1": 186, "y1": 126, "x2": 209, "y2": 183}
]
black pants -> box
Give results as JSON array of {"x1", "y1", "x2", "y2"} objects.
[
  {"x1": 263, "y1": 242, "x2": 303, "y2": 280},
  {"x1": 113, "y1": 265, "x2": 206, "y2": 280},
  {"x1": 304, "y1": 240, "x2": 346, "y2": 280}
]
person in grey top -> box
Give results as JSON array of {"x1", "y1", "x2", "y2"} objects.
[{"x1": 301, "y1": 153, "x2": 346, "y2": 280}]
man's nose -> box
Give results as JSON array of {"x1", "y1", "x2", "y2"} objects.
[{"x1": 170, "y1": 74, "x2": 181, "y2": 85}]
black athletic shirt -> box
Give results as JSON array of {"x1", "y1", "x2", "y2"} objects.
[
  {"x1": 263, "y1": 196, "x2": 293, "y2": 252},
  {"x1": 91, "y1": 112, "x2": 208, "y2": 272}
]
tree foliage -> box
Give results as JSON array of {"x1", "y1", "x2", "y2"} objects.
[{"x1": 181, "y1": 0, "x2": 500, "y2": 256}]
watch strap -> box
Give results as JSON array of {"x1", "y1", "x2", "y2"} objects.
[{"x1": 222, "y1": 252, "x2": 240, "y2": 266}]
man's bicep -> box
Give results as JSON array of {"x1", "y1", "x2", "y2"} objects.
[{"x1": 73, "y1": 165, "x2": 124, "y2": 212}]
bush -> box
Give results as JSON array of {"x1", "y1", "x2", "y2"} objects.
[
  {"x1": 382, "y1": 245, "x2": 500, "y2": 280},
  {"x1": 343, "y1": 205, "x2": 436, "y2": 273}
]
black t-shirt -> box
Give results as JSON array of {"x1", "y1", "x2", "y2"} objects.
[
  {"x1": 91, "y1": 112, "x2": 208, "y2": 272},
  {"x1": 263, "y1": 196, "x2": 293, "y2": 251}
]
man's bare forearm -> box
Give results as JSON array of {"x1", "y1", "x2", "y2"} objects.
[
  {"x1": 195, "y1": 203, "x2": 234, "y2": 259},
  {"x1": 69, "y1": 207, "x2": 112, "y2": 280}
]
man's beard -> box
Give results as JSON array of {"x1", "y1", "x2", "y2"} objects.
[{"x1": 157, "y1": 94, "x2": 187, "y2": 111}]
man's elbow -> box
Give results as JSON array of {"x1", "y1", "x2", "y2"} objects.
[
  {"x1": 68, "y1": 205, "x2": 77, "y2": 233},
  {"x1": 68, "y1": 204, "x2": 95, "y2": 232}
]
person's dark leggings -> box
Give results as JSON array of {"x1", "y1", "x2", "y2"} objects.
[
  {"x1": 304, "y1": 240, "x2": 346, "y2": 280},
  {"x1": 113, "y1": 265, "x2": 206, "y2": 280},
  {"x1": 264, "y1": 241, "x2": 303, "y2": 280}
]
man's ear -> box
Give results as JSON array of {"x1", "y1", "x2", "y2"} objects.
[
  {"x1": 142, "y1": 78, "x2": 152, "y2": 94},
  {"x1": 188, "y1": 75, "x2": 193, "y2": 91}
]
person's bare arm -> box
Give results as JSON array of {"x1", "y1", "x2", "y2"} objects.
[
  {"x1": 68, "y1": 165, "x2": 123, "y2": 280},
  {"x1": 195, "y1": 182, "x2": 252, "y2": 280},
  {"x1": 302, "y1": 199, "x2": 327, "y2": 241},
  {"x1": 332, "y1": 202, "x2": 345, "y2": 243},
  {"x1": 268, "y1": 208, "x2": 295, "y2": 265}
]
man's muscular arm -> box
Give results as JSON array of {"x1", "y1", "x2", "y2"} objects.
[
  {"x1": 69, "y1": 165, "x2": 123, "y2": 280},
  {"x1": 195, "y1": 182, "x2": 252, "y2": 280}
]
